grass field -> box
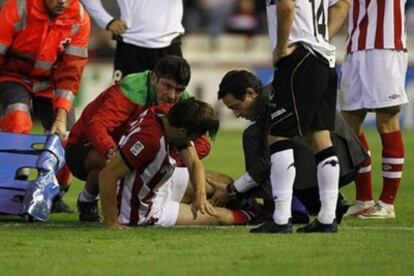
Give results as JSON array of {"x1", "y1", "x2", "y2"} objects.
[{"x1": 1, "y1": 129, "x2": 413, "y2": 276}]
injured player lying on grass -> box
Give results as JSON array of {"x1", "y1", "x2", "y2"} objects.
[{"x1": 99, "y1": 98, "x2": 261, "y2": 229}]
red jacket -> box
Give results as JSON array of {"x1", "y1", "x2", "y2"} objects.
[
  {"x1": 68, "y1": 84, "x2": 211, "y2": 164},
  {"x1": 0, "y1": 0, "x2": 90, "y2": 113}
]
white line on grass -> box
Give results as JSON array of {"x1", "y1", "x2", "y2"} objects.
[
  {"x1": 342, "y1": 225, "x2": 414, "y2": 231},
  {"x1": 174, "y1": 225, "x2": 414, "y2": 231}
]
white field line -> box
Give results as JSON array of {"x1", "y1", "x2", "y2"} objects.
[
  {"x1": 174, "y1": 225, "x2": 414, "y2": 231},
  {"x1": 341, "y1": 225, "x2": 414, "y2": 231},
  {"x1": 2, "y1": 223, "x2": 414, "y2": 231}
]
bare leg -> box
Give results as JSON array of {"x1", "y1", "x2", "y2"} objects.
[
  {"x1": 206, "y1": 170, "x2": 233, "y2": 190},
  {"x1": 375, "y1": 106, "x2": 401, "y2": 134},
  {"x1": 181, "y1": 170, "x2": 234, "y2": 204},
  {"x1": 80, "y1": 149, "x2": 107, "y2": 196},
  {"x1": 85, "y1": 169, "x2": 100, "y2": 196},
  {"x1": 78, "y1": 149, "x2": 106, "y2": 203},
  {"x1": 176, "y1": 203, "x2": 236, "y2": 225},
  {"x1": 84, "y1": 149, "x2": 107, "y2": 171},
  {"x1": 341, "y1": 110, "x2": 366, "y2": 135}
]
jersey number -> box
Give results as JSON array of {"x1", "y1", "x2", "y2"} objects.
[{"x1": 308, "y1": 0, "x2": 327, "y2": 41}]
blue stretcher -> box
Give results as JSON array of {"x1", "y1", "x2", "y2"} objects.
[{"x1": 0, "y1": 132, "x2": 65, "y2": 221}]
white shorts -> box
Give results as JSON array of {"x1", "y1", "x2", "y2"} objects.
[
  {"x1": 339, "y1": 49, "x2": 408, "y2": 110},
  {"x1": 146, "y1": 167, "x2": 189, "y2": 227}
]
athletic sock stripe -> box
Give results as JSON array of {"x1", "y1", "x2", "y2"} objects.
[
  {"x1": 269, "y1": 140, "x2": 294, "y2": 154},
  {"x1": 358, "y1": 165, "x2": 372, "y2": 174},
  {"x1": 382, "y1": 157, "x2": 404, "y2": 164},
  {"x1": 382, "y1": 171, "x2": 402, "y2": 178},
  {"x1": 315, "y1": 146, "x2": 336, "y2": 164}
]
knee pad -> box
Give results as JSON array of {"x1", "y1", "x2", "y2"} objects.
[{"x1": 1, "y1": 110, "x2": 32, "y2": 133}]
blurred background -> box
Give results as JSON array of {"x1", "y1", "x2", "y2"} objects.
[{"x1": 1, "y1": 0, "x2": 414, "y2": 129}]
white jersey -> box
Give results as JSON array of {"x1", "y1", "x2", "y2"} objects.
[
  {"x1": 81, "y1": 0, "x2": 184, "y2": 48},
  {"x1": 266, "y1": 0, "x2": 338, "y2": 67},
  {"x1": 346, "y1": 0, "x2": 407, "y2": 53}
]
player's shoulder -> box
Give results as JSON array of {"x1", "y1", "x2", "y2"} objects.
[{"x1": 133, "y1": 107, "x2": 164, "y2": 134}]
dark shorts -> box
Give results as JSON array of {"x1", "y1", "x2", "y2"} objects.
[
  {"x1": 0, "y1": 82, "x2": 31, "y2": 108},
  {"x1": 267, "y1": 45, "x2": 337, "y2": 138},
  {"x1": 113, "y1": 37, "x2": 183, "y2": 82},
  {"x1": 32, "y1": 97, "x2": 76, "y2": 130},
  {"x1": 0, "y1": 82, "x2": 76, "y2": 130},
  {"x1": 65, "y1": 143, "x2": 93, "y2": 181}
]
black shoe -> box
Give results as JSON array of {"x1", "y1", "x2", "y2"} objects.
[
  {"x1": 77, "y1": 197, "x2": 100, "y2": 222},
  {"x1": 225, "y1": 183, "x2": 247, "y2": 209},
  {"x1": 51, "y1": 196, "x2": 74, "y2": 213},
  {"x1": 240, "y1": 198, "x2": 264, "y2": 225},
  {"x1": 250, "y1": 220, "x2": 293, "y2": 234},
  {"x1": 297, "y1": 219, "x2": 338, "y2": 233},
  {"x1": 291, "y1": 210, "x2": 310, "y2": 224},
  {"x1": 336, "y1": 193, "x2": 350, "y2": 225},
  {"x1": 248, "y1": 206, "x2": 272, "y2": 225}
]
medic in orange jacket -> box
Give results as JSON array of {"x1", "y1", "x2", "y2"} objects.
[{"x1": 0, "y1": 0, "x2": 90, "y2": 134}]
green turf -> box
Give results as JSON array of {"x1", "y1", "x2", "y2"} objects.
[{"x1": 1, "y1": 129, "x2": 413, "y2": 276}]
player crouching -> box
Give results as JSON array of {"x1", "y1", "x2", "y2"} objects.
[{"x1": 99, "y1": 98, "x2": 260, "y2": 229}]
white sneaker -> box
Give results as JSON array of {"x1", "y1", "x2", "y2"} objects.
[
  {"x1": 358, "y1": 202, "x2": 396, "y2": 219},
  {"x1": 344, "y1": 200, "x2": 375, "y2": 217}
]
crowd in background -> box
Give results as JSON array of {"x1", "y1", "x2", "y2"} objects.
[
  {"x1": 87, "y1": 0, "x2": 414, "y2": 59},
  {"x1": 1, "y1": 0, "x2": 411, "y2": 59}
]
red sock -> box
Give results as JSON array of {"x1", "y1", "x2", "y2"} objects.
[
  {"x1": 355, "y1": 133, "x2": 373, "y2": 201},
  {"x1": 379, "y1": 131, "x2": 404, "y2": 205},
  {"x1": 232, "y1": 210, "x2": 251, "y2": 225}
]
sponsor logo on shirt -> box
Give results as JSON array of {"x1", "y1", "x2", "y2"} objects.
[
  {"x1": 270, "y1": 108, "x2": 287, "y2": 120},
  {"x1": 130, "y1": 141, "x2": 144, "y2": 156},
  {"x1": 388, "y1": 93, "x2": 401, "y2": 100}
]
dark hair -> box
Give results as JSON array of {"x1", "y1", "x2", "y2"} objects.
[
  {"x1": 152, "y1": 55, "x2": 191, "y2": 87},
  {"x1": 217, "y1": 70, "x2": 263, "y2": 101},
  {"x1": 168, "y1": 98, "x2": 219, "y2": 140}
]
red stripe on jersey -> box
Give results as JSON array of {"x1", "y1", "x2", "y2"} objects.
[
  {"x1": 117, "y1": 178, "x2": 125, "y2": 217},
  {"x1": 144, "y1": 201, "x2": 155, "y2": 222},
  {"x1": 348, "y1": 0, "x2": 406, "y2": 52},
  {"x1": 146, "y1": 157, "x2": 171, "y2": 191},
  {"x1": 374, "y1": 0, "x2": 385, "y2": 48},
  {"x1": 143, "y1": 194, "x2": 155, "y2": 218},
  {"x1": 394, "y1": 0, "x2": 403, "y2": 48},
  {"x1": 140, "y1": 158, "x2": 171, "y2": 218},
  {"x1": 347, "y1": 0, "x2": 360, "y2": 53},
  {"x1": 129, "y1": 176, "x2": 144, "y2": 225},
  {"x1": 357, "y1": 0, "x2": 371, "y2": 51}
]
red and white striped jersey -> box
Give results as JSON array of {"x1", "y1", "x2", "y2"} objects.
[
  {"x1": 346, "y1": 0, "x2": 407, "y2": 53},
  {"x1": 266, "y1": 0, "x2": 338, "y2": 67},
  {"x1": 117, "y1": 106, "x2": 176, "y2": 226}
]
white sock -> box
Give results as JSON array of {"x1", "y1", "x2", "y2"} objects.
[
  {"x1": 270, "y1": 147, "x2": 295, "y2": 225},
  {"x1": 316, "y1": 150, "x2": 339, "y2": 224},
  {"x1": 234, "y1": 172, "x2": 259, "y2": 193},
  {"x1": 78, "y1": 189, "x2": 98, "y2": 203}
]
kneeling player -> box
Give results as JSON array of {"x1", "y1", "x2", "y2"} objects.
[{"x1": 99, "y1": 98, "x2": 259, "y2": 229}]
